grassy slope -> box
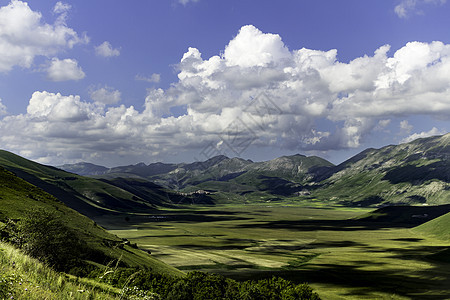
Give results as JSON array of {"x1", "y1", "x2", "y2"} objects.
[
  {"x1": 0, "y1": 150, "x2": 159, "y2": 217},
  {"x1": 355, "y1": 204, "x2": 450, "y2": 225},
  {"x1": 313, "y1": 134, "x2": 450, "y2": 206},
  {"x1": 0, "y1": 241, "x2": 123, "y2": 299},
  {"x1": 0, "y1": 165, "x2": 183, "y2": 277},
  {"x1": 415, "y1": 211, "x2": 450, "y2": 241}
]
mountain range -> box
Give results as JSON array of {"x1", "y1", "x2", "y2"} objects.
[
  {"x1": 58, "y1": 133, "x2": 450, "y2": 206},
  {"x1": 0, "y1": 133, "x2": 447, "y2": 215}
]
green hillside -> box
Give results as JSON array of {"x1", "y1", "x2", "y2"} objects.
[
  {"x1": 415, "y1": 211, "x2": 450, "y2": 240},
  {"x1": 0, "y1": 165, "x2": 183, "y2": 277},
  {"x1": 355, "y1": 204, "x2": 450, "y2": 225},
  {"x1": 0, "y1": 150, "x2": 162, "y2": 217},
  {"x1": 312, "y1": 133, "x2": 450, "y2": 206}
]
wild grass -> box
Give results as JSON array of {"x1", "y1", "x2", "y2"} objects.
[{"x1": 0, "y1": 241, "x2": 122, "y2": 299}]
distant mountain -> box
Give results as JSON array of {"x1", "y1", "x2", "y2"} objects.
[
  {"x1": 58, "y1": 162, "x2": 109, "y2": 176},
  {"x1": 313, "y1": 133, "x2": 450, "y2": 206},
  {"x1": 59, "y1": 154, "x2": 335, "y2": 200},
  {"x1": 24, "y1": 133, "x2": 450, "y2": 206}
]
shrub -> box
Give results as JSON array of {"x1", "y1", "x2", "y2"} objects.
[
  {"x1": 5, "y1": 209, "x2": 86, "y2": 271},
  {"x1": 94, "y1": 268, "x2": 321, "y2": 300}
]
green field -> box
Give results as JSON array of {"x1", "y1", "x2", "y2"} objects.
[{"x1": 99, "y1": 205, "x2": 450, "y2": 300}]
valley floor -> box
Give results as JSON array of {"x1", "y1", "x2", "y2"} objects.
[{"x1": 97, "y1": 204, "x2": 450, "y2": 300}]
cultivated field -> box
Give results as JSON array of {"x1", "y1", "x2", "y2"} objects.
[{"x1": 100, "y1": 204, "x2": 450, "y2": 299}]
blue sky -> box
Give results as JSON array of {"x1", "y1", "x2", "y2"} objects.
[{"x1": 0, "y1": 0, "x2": 449, "y2": 166}]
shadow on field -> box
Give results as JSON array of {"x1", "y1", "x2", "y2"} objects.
[
  {"x1": 389, "y1": 237, "x2": 424, "y2": 242},
  {"x1": 306, "y1": 240, "x2": 367, "y2": 248},
  {"x1": 235, "y1": 219, "x2": 414, "y2": 231},
  {"x1": 221, "y1": 256, "x2": 450, "y2": 299},
  {"x1": 383, "y1": 245, "x2": 450, "y2": 260},
  {"x1": 133, "y1": 234, "x2": 227, "y2": 239},
  {"x1": 176, "y1": 238, "x2": 258, "y2": 250},
  {"x1": 116, "y1": 212, "x2": 253, "y2": 225}
]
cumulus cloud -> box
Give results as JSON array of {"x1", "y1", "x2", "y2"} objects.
[
  {"x1": 1, "y1": 25, "x2": 450, "y2": 164},
  {"x1": 0, "y1": 0, "x2": 87, "y2": 73},
  {"x1": 26, "y1": 91, "x2": 93, "y2": 122},
  {"x1": 395, "y1": 0, "x2": 447, "y2": 18},
  {"x1": 135, "y1": 73, "x2": 161, "y2": 83},
  {"x1": 89, "y1": 86, "x2": 122, "y2": 105},
  {"x1": 401, "y1": 127, "x2": 444, "y2": 143},
  {"x1": 46, "y1": 58, "x2": 85, "y2": 81},
  {"x1": 223, "y1": 25, "x2": 290, "y2": 68},
  {"x1": 95, "y1": 41, "x2": 120, "y2": 57}
]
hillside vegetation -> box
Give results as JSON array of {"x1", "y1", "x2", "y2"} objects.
[
  {"x1": 0, "y1": 165, "x2": 183, "y2": 277},
  {"x1": 311, "y1": 133, "x2": 450, "y2": 205},
  {"x1": 415, "y1": 211, "x2": 450, "y2": 241},
  {"x1": 0, "y1": 241, "x2": 124, "y2": 299}
]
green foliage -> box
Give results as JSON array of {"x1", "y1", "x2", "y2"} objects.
[
  {"x1": 91, "y1": 268, "x2": 320, "y2": 300},
  {"x1": 163, "y1": 272, "x2": 320, "y2": 300},
  {"x1": 2, "y1": 209, "x2": 86, "y2": 271},
  {"x1": 121, "y1": 286, "x2": 160, "y2": 300},
  {"x1": 239, "y1": 276, "x2": 320, "y2": 300},
  {"x1": 166, "y1": 271, "x2": 229, "y2": 300}
]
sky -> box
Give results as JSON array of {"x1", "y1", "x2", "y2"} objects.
[{"x1": 0, "y1": 0, "x2": 450, "y2": 167}]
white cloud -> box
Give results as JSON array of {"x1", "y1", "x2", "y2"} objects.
[
  {"x1": 0, "y1": 0, "x2": 87, "y2": 72},
  {"x1": 46, "y1": 58, "x2": 85, "y2": 81},
  {"x1": 95, "y1": 41, "x2": 120, "y2": 57},
  {"x1": 89, "y1": 86, "x2": 122, "y2": 105},
  {"x1": 395, "y1": 0, "x2": 447, "y2": 18},
  {"x1": 401, "y1": 127, "x2": 444, "y2": 143},
  {"x1": 223, "y1": 25, "x2": 290, "y2": 68},
  {"x1": 1, "y1": 25, "x2": 450, "y2": 165},
  {"x1": 135, "y1": 73, "x2": 161, "y2": 83},
  {"x1": 26, "y1": 91, "x2": 93, "y2": 122}
]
